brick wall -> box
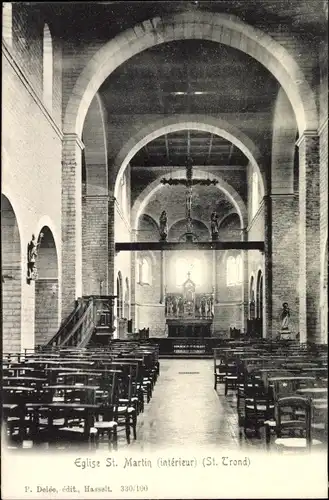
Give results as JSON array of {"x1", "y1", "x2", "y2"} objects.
[
  {"x1": 82, "y1": 195, "x2": 109, "y2": 295},
  {"x1": 2, "y1": 271, "x2": 21, "y2": 353},
  {"x1": 298, "y1": 134, "x2": 321, "y2": 343},
  {"x1": 34, "y1": 279, "x2": 59, "y2": 346},
  {"x1": 3, "y1": 12, "x2": 62, "y2": 350},
  {"x1": 319, "y1": 39, "x2": 328, "y2": 343},
  {"x1": 135, "y1": 215, "x2": 163, "y2": 336},
  {"x1": 10, "y1": 3, "x2": 62, "y2": 127},
  {"x1": 114, "y1": 174, "x2": 132, "y2": 336}
]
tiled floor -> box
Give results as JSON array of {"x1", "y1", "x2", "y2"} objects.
[{"x1": 129, "y1": 359, "x2": 259, "y2": 452}]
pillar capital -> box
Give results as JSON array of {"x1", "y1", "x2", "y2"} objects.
[
  {"x1": 63, "y1": 133, "x2": 85, "y2": 150},
  {"x1": 296, "y1": 130, "x2": 319, "y2": 147}
]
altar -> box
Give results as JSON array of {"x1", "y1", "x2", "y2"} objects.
[
  {"x1": 166, "y1": 318, "x2": 212, "y2": 337},
  {"x1": 165, "y1": 272, "x2": 214, "y2": 337}
]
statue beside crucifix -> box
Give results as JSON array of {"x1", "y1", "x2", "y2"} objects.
[
  {"x1": 160, "y1": 156, "x2": 218, "y2": 242},
  {"x1": 210, "y1": 211, "x2": 220, "y2": 241},
  {"x1": 159, "y1": 210, "x2": 168, "y2": 241}
]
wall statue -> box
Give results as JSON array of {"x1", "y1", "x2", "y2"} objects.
[
  {"x1": 27, "y1": 233, "x2": 43, "y2": 283},
  {"x1": 159, "y1": 210, "x2": 168, "y2": 241},
  {"x1": 281, "y1": 302, "x2": 290, "y2": 330},
  {"x1": 211, "y1": 211, "x2": 219, "y2": 241}
]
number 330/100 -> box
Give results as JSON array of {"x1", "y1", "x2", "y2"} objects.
[{"x1": 120, "y1": 485, "x2": 148, "y2": 492}]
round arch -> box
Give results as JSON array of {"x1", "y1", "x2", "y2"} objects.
[
  {"x1": 168, "y1": 218, "x2": 210, "y2": 241},
  {"x1": 34, "y1": 226, "x2": 60, "y2": 347},
  {"x1": 34, "y1": 216, "x2": 60, "y2": 265},
  {"x1": 124, "y1": 277, "x2": 130, "y2": 320},
  {"x1": 63, "y1": 10, "x2": 318, "y2": 139},
  {"x1": 1, "y1": 193, "x2": 22, "y2": 353},
  {"x1": 83, "y1": 92, "x2": 108, "y2": 195},
  {"x1": 113, "y1": 115, "x2": 265, "y2": 198},
  {"x1": 116, "y1": 271, "x2": 123, "y2": 319},
  {"x1": 256, "y1": 268, "x2": 264, "y2": 320},
  {"x1": 249, "y1": 274, "x2": 256, "y2": 319},
  {"x1": 131, "y1": 168, "x2": 248, "y2": 231}
]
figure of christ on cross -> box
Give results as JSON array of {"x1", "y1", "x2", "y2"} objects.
[{"x1": 160, "y1": 157, "x2": 218, "y2": 240}]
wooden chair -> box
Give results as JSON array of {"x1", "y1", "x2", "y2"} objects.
[
  {"x1": 243, "y1": 390, "x2": 274, "y2": 438},
  {"x1": 115, "y1": 364, "x2": 138, "y2": 444},
  {"x1": 213, "y1": 348, "x2": 227, "y2": 390},
  {"x1": 224, "y1": 361, "x2": 243, "y2": 396},
  {"x1": 266, "y1": 396, "x2": 323, "y2": 452},
  {"x1": 94, "y1": 372, "x2": 119, "y2": 450},
  {"x1": 29, "y1": 385, "x2": 99, "y2": 448}
]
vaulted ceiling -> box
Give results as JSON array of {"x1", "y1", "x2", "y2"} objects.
[
  {"x1": 39, "y1": 1, "x2": 326, "y2": 41},
  {"x1": 100, "y1": 40, "x2": 279, "y2": 117},
  {"x1": 130, "y1": 131, "x2": 249, "y2": 168},
  {"x1": 100, "y1": 38, "x2": 277, "y2": 173}
]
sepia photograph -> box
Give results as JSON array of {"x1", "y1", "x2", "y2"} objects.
[{"x1": 1, "y1": 1, "x2": 328, "y2": 498}]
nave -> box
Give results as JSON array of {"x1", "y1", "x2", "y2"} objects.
[{"x1": 3, "y1": 339, "x2": 327, "y2": 454}]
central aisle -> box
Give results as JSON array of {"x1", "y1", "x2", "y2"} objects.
[{"x1": 132, "y1": 359, "x2": 240, "y2": 451}]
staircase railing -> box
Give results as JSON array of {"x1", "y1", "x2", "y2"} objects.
[
  {"x1": 46, "y1": 295, "x2": 116, "y2": 348},
  {"x1": 47, "y1": 298, "x2": 86, "y2": 347},
  {"x1": 60, "y1": 298, "x2": 95, "y2": 348}
]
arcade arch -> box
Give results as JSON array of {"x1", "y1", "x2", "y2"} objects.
[{"x1": 34, "y1": 226, "x2": 59, "y2": 347}]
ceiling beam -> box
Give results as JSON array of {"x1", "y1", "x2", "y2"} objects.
[
  {"x1": 228, "y1": 143, "x2": 234, "y2": 165},
  {"x1": 116, "y1": 241, "x2": 265, "y2": 252},
  {"x1": 206, "y1": 133, "x2": 213, "y2": 164},
  {"x1": 164, "y1": 134, "x2": 170, "y2": 163},
  {"x1": 187, "y1": 129, "x2": 191, "y2": 159}
]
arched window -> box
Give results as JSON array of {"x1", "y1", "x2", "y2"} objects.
[
  {"x1": 249, "y1": 276, "x2": 255, "y2": 319},
  {"x1": 226, "y1": 254, "x2": 243, "y2": 286},
  {"x1": 43, "y1": 24, "x2": 53, "y2": 111},
  {"x1": 124, "y1": 277, "x2": 130, "y2": 319},
  {"x1": 256, "y1": 270, "x2": 263, "y2": 319},
  {"x1": 236, "y1": 254, "x2": 243, "y2": 284},
  {"x1": 116, "y1": 272, "x2": 123, "y2": 319},
  {"x1": 226, "y1": 256, "x2": 236, "y2": 286},
  {"x1": 121, "y1": 174, "x2": 127, "y2": 218},
  {"x1": 252, "y1": 171, "x2": 259, "y2": 218},
  {"x1": 139, "y1": 257, "x2": 151, "y2": 285},
  {"x1": 3, "y1": 3, "x2": 13, "y2": 48}
]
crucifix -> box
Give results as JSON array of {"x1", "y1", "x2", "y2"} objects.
[{"x1": 160, "y1": 156, "x2": 218, "y2": 241}]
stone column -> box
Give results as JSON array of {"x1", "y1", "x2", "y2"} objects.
[
  {"x1": 241, "y1": 228, "x2": 249, "y2": 335},
  {"x1": 271, "y1": 194, "x2": 299, "y2": 337},
  {"x1": 297, "y1": 132, "x2": 321, "y2": 343},
  {"x1": 264, "y1": 194, "x2": 299, "y2": 338},
  {"x1": 108, "y1": 194, "x2": 116, "y2": 296},
  {"x1": 130, "y1": 228, "x2": 138, "y2": 333},
  {"x1": 263, "y1": 195, "x2": 272, "y2": 339},
  {"x1": 61, "y1": 134, "x2": 84, "y2": 319},
  {"x1": 82, "y1": 194, "x2": 109, "y2": 295}
]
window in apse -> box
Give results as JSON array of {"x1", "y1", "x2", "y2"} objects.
[
  {"x1": 121, "y1": 174, "x2": 127, "y2": 218},
  {"x1": 226, "y1": 256, "x2": 236, "y2": 286},
  {"x1": 176, "y1": 257, "x2": 202, "y2": 287},
  {"x1": 227, "y1": 254, "x2": 243, "y2": 287},
  {"x1": 139, "y1": 258, "x2": 150, "y2": 285}
]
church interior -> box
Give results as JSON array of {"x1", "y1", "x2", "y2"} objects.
[{"x1": 2, "y1": 1, "x2": 328, "y2": 456}]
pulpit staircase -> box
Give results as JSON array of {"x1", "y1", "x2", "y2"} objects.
[{"x1": 47, "y1": 296, "x2": 116, "y2": 348}]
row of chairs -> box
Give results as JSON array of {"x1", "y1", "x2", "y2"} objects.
[
  {"x1": 213, "y1": 340, "x2": 327, "y2": 452},
  {"x1": 3, "y1": 342, "x2": 160, "y2": 450}
]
